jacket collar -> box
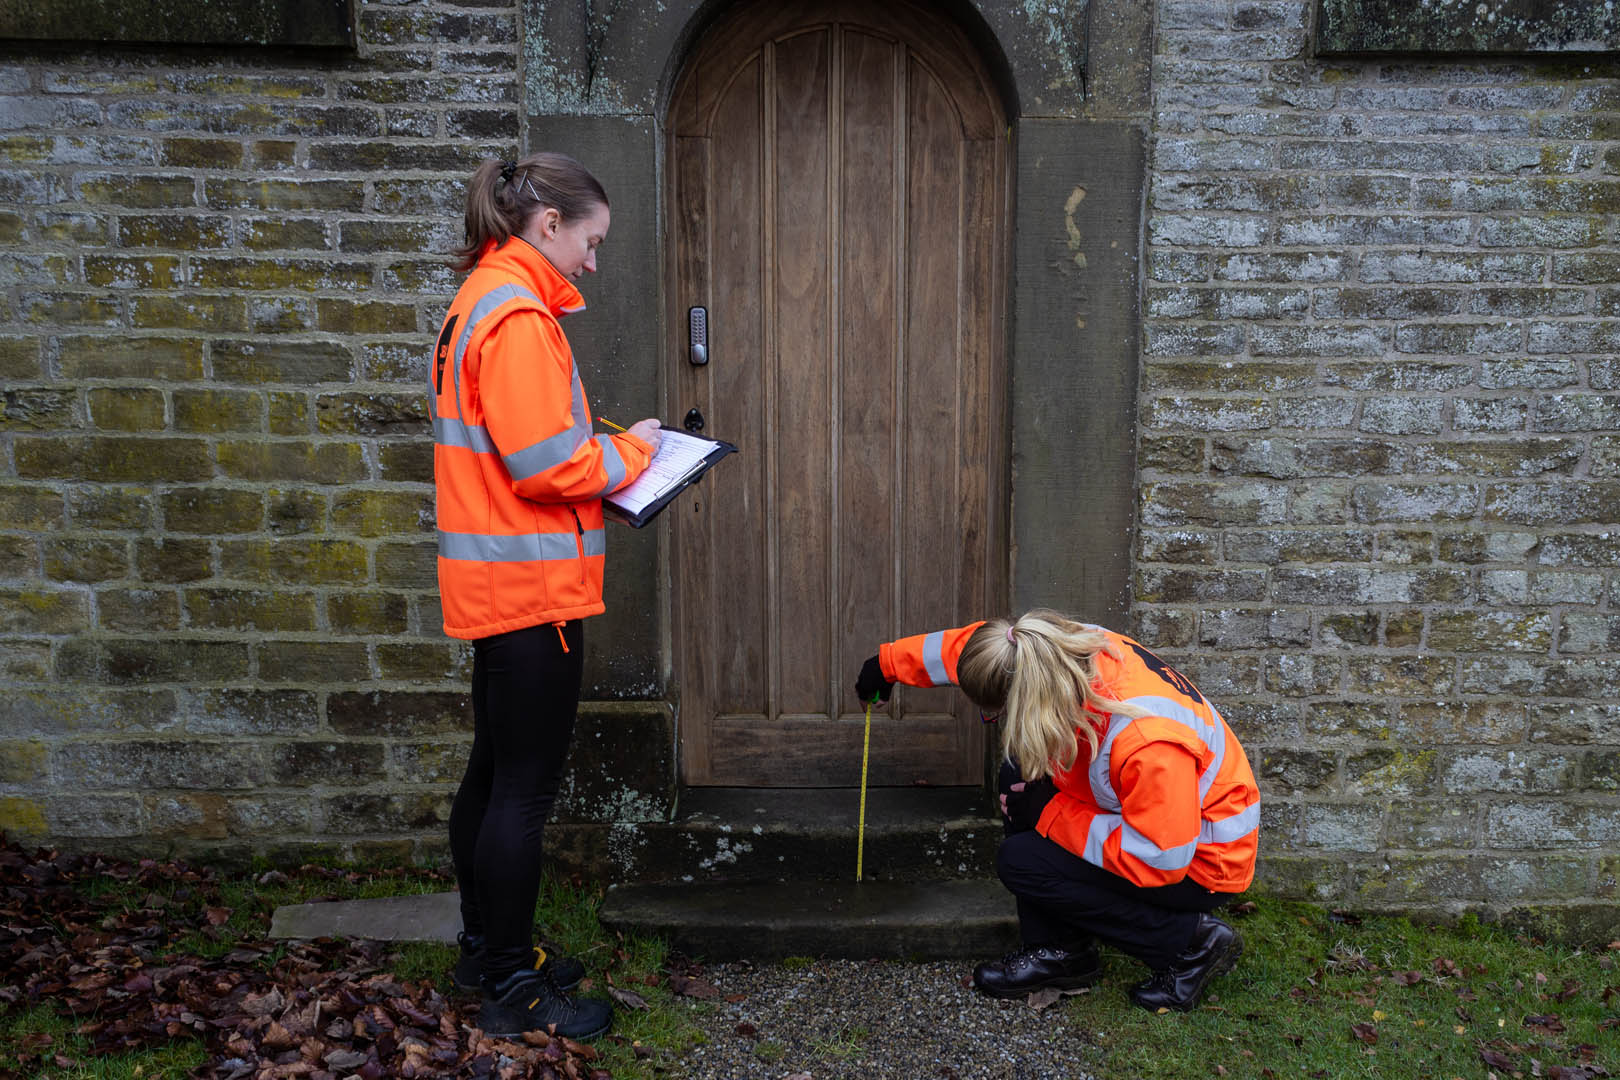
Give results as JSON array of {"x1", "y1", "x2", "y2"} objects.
[{"x1": 478, "y1": 235, "x2": 586, "y2": 317}]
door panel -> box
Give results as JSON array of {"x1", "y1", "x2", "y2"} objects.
[{"x1": 670, "y1": 0, "x2": 1007, "y2": 786}]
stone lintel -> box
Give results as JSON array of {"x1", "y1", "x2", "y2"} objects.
[{"x1": 1317, "y1": 0, "x2": 1620, "y2": 56}]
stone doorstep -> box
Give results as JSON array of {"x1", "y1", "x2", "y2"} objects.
[
  {"x1": 268, "y1": 890, "x2": 462, "y2": 944},
  {"x1": 598, "y1": 880, "x2": 1019, "y2": 962}
]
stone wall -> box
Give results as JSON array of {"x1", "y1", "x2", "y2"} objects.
[
  {"x1": 0, "y1": 0, "x2": 525, "y2": 863},
  {"x1": 1141, "y1": 0, "x2": 1620, "y2": 933}
]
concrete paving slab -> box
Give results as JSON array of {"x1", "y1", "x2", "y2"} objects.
[
  {"x1": 268, "y1": 890, "x2": 462, "y2": 943},
  {"x1": 599, "y1": 879, "x2": 1018, "y2": 961}
]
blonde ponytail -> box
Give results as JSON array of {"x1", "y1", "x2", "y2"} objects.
[{"x1": 956, "y1": 609, "x2": 1146, "y2": 780}]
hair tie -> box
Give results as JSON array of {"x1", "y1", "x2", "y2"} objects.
[
  {"x1": 1006, "y1": 625, "x2": 1016, "y2": 644},
  {"x1": 498, "y1": 160, "x2": 516, "y2": 184}
]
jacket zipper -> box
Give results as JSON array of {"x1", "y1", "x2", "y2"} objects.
[{"x1": 570, "y1": 507, "x2": 586, "y2": 584}]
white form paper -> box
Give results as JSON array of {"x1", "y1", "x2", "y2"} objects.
[{"x1": 606, "y1": 428, "x2": 719, "y2": 517}]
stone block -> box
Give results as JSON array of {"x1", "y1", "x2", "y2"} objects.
[
  {"x1": 185, "y1": 589, "x2": 317, "y2": 632},
  {"x1": 553, "y1": 702, "x2": 676, "y2": 823},
  {"x1": 268, "y1": 393, "x2": 312, "y2": 436},
  {"x1": 172, "y1": 390, "x2": 263, "y2": 434},
  {"x1": 257, "y1": 640, "x2": 370, "y2": 683},
  {"x1": 1139, "y1": 527, "x2": 1220, "y2": 564},
  {"x1": 189, "y1": 689, "x2": 320, "y2": 737},
  {"x1": 1, "y1": 388, "x2": 76, "y2": 432},
  {"x1": 1459, "y1": 655, "x2": 1548, "y2": 695},
  {"x1": 375, "y1": 542, "x2": 436, "y2": 588},
  {"x1": 1533, "y1": 394, "x2": 1620, "y2": 430},
  {"x1": 1265, "y1": 654, "x2": 1341, "y2": 696},
  {"x1": 330, "y1": 489, "x2": 432, "y2": 537},
  {"x1": 1360, "y1": 396, "x2": 1445, "y2": 435},
  {"x1": 1274, "y1": 396, "x2": 1356, "y2": 429},
  {"x1": 1544, "y1": 658, "x2": 1620, "y2": 698},
  {"x1": 1130, "y1": 607, "x2": 1197, "y2": 647},
  {"x1": 378, "y1": 440, "x2": 433, "y2": 483},
  {"x1": 1470, "y1": 290, "x2": 1587, "y2": 320},
  {"x1": 1351, "y1": 482, "x2": 1477, "y2": 523},
  {"x1": 1487, "y1": 802, "x2": 1620, "y2": 849},
  {"x1": 265, "y1": 489, "x2": 325, "y2": 535},
  {"x1": 1529, "y1": 704, "x2": 1620, "y2": 745},
  {"x1": 1257, "y1": 748, "x2": 1337, "y2": 794},
  {"x1": 17, "y1": 435, "x2": 211, "y2": 482},
  {"x1": 1359, "y1": 251, "x2": 1541, "y2": 283},
  {"x1": 1212, "y1": 436, "x2": 1399, "y2": 478},
  {"x1": 1224, "y1": 529, "x2": 1372, "y2": 563},
  {"x1": 0, "y1": 739, "x2": 46, "y2": 782},
  {"x1": 1353, "y1": 855, "x2": 1591, "y2": 904},
  {"x1": 1144, "y1": 360, "x2": 1315, "y2": 392},
  {"x1": 212, "y1": 339, "x2": 354, "y2": 385},
  {"x1": 1349, "y1": 656, "x2": 1454, "y2": 695},
  {"x1": 1134, "y1": 567, "x2": 1267, "y2": 603},
  {"x1": 1343, "y1": 748, "x2": 1438, "y2": 798},
  {"x1": 238, "y1": 217, "x2": 330, "y2": 252},
  {"x1": 1486, "y1": 482, "x2": 1620, "y2": 524},
  {"x1": 116, "y1": 214, "x2": 232, "y2": 249},
  {"x1": 205, "y1": 178, "x2": 366, "y2": 211},
  {"x1": 102, "y1": 639, "x2": 251, "y2": 685},
  {"x1": 1442, "y1": 750, "x2": 1579, "y2": 795},
  {"x1": 221, "y1": 437, "x2": 363, "y2": 488},
  {"x1": 1585, "y1": 751, "x2": 1620, "y2": 793},
  {"x1": 1305, "y1": 700, "x2": 1392, "y2": 741},
  {"x1": 1395, "y1": 321, "x2": 1522, "y2": 355},
  {"x1": 1428, "y1": 610, "x2": 1552, "y2": 652},
  {"x1": 43, "y1": 795, "x2": 140, "y2": 838},
  {"x1": 218, "y1": 539, "x2": 368, "y2": 584},
  {"x1": 320, "y1": 792, "x2": 452, "y2": 835},
  {"x1": 136, "y1": 538, "x2": 212, "y2": 583},
  {"x1": 97, "y1": 588, "x2": 181, "y2": 632},
  {"x1": 388, "y1": 740, "x2": 472, "y2": 786},
  {"x1": 163, "y1": 488, "x2": 264, "y2": 534},
  {"x1": 1320, "y1": 612, "x2": 1378, "y2": 647},
  {"x1": 1143, "y1": 480, "x2": 1289, "y2": 526},
  {"x1": 1301, "y1": 802, "x2": 1382, "y2": 852},
  {"x1": 0, "y1": 337, "x2": 41, "y2": 380},
  {"x1": 55, "y1": 740, "x2": 266, "y2": 790},
  {"x1": 1313, "y1": 287, "x2": 1465, "y2": 319},
  {"x1": 328, "y1": 591, "x2": 409, "y2": 635},
  {"x1": 328, "y1": 691, "x2": 469, "y2": 738},
  {"x1": 1250, "y1": 854, "x2": 1350, "y2": 902},
  {"x1": 271, "y1": 742, "x2": 387, "y2": 787},
  {"x1": 1172, "y1": 653, "x2": 1261, "y2": 696},
  {"x1": 1142, "y1": 323, "x2": 1245, "y2": 358},
  {"x1": 1139, "y1": 434, "x2": 1205, "y2": 472},
  {"x1": 1383, "y1": 800, "x2": 1476, "y2": 849},
  {"x1": 374, "y1": 642, "x2": 468, "y2": 682},
  {"x1": 85, "y1": 388, "x2": 165, "y2": 432},
  {"x1": 0, "y1": 588, "x2": 90, "y2": 634},
  {"x1": 1453, "y1": 396, "x2": 1528, "y2": 432},
  {"x1": 1394, "y1": 702, "x2": 1526, "y2": 745},
  {"x1": 1410, "y1": 439, "x2": 1580, "y2": 477}
]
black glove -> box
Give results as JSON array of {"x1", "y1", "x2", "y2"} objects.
[
  {"x1": 855, "y1": 655, "x2": 894, "y2": 703},
  {"x1": 1004, "y1": 777, "x2": 1058, "y2": 833}
]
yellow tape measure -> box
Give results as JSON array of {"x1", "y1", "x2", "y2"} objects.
[{"x1": 856, "y1": 697, "x2": 873, "y2": 882}]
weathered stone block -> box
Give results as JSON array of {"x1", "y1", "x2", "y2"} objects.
[
  {"x1": 257, "y1": 640, "x2": 370, "y2": 683},
  {"x1": 18, "y1": 436, "x2": 211, "y2": 483},
  {"x1": 271, "y1": 742, "x2": 387, "y2": 787},
  {"x1": 55, "y1": 740, "x2": 266, "y2": 789},
  {"x1": 1395, "y1": 321, "x2": 1522, "y2": 355},
  {"x1": 1453, "y1": 396, "x2": 1528, "y2": 432},
  {"x1": 1343, "y1": 748, "x2": 1438, "y2": 798},
  {"x1": 1351, "y1": 482, "x2": 1477, "y2": 523},
  {"x1": 1273, "y1": 396, "x2": 1356, "y2": 430},
  {"x1": 1134, "y1": 567, "x2": 1267, "y2": 603},
  {"x1": 116, "y1": 214, "x2": 232, "y2": 250},
  {"x1": 84, "y1": 388, "x2": 164, "y2": 432},
  {"x1": 374, "y1": 643, "x2": 470, "y2": 682},
  {"x1": 185, "y1": 589, "x2": 317, "y2": 632},
  {"x1": 328, "y1": 591, "x2": 409, "y2": 635},
  {"x1": 83, "y1": 255, "x2": 183, "y2": 288},
  {"x1": 1585, "y1": 751, "x2": 1620, "y2": 792},
  {"x1": 0, "y1": 337, "x2": 41, "y2": 380},
  {"x1": 43, "y1": 537, "x2": 128, "y2": 583},
  {"x1": 1251, "y1": 854, "x2": 1350, "y2": 902},
  {"x1": 1, "y1": 388, "x2": 75, "y2": 431},
  {"x1": 1487, "y1": 802, "x2": 1620, "y2": 849},
  {"x1": 1130, "y1": 607, "x2": 1197, "y2": 648},
  {"x1": 1305, "y1": 701, "x2": 1390, "y2": 741},
  {"x1": 328, "y1": 691, "x2": 469, "y2": 737},
  {"x1": 212, "y1": 339, "x2": 354, "y2": 385},
  {"x1": 1320, "y1": 612, "x2": 1378, "y2": 647},
  {"x1": 1139, "y1": 434, "x2": 1206, "y2": 472},
  {"x1": 205, "y1": 178, "x2": 366, "y2": 211},
  {"x1": 217, "y1": 441, "x2": 367, "y2": 484},
  {"x1": 163, "y1": 488, "x2": 264, "y2": 534},
  {"x1": 0, "y1": 588, "x2": 90, "y2": 634},
  {"x1": 1428, "y1": 611, "x2": 1552, "y2": 652},
  {"x1": 268, "y1": 393, "x2": 312, "y2": 436},
  {"x1": 1266, "y1": 654, "x2": 1341, "y2": 696},
  {"x1": 106, "y1": 639, "x2": 252, "y2": 685},
  {"x1": 1442, "y1": 750, "x2": 1579, "y2": 795},
  {"x1": 554, "y1": 702, "x2": 676, "y2": 823},
  {"x1": 188, "y1": 689, "x2": 319, "y2": 737},
  {"x1": 1383, "y1": 800, "x2": 1476, "y2": 849},
  {"x1": 1486, "y1": 482, "x2": 1620, "y2": 524},
  {"x1": 1349, "y1": 656, "x2": 1454, "y2": 695},
  {"x1": 1313, "y1": 287, "x2": 1465, "y2": 319},
  {"x1": 1258, "y1": 748, "x2": 1337, "y2": 794},
  {"x1": 1301, "y1": 802, "x2": 1382, "y2": 852},
  {"x1": 172, "y1": 390, "x2": 263, "y2": 434},
  {"x1": 1351, "y1": 855, "x2": 1591, "y2": 904},
  {"x1": 1144, "y1": 360, "x2": 1314, "y2": 393},
  {"x1": 330, "y1": 489, "x2": 432, "y2": 537},
  {"x1": 375, "y1": 542, "x2": 436, "y2": 589},
  {"x1": 43, "y1": 795, "x2": 140, "y2": 838},
  {"x1": 0, "y1": 739, "x2": 46, "y2": 783},
  {"x1": 321, "y1": 792, "x2": 452, "y2": 834},
  {"x1": 1212, "y1": 436, "x2": 1399, "y2": 478},
  {"x1": 1395, "y1": 702, "x2": 1527, "y2": 745},
  {"x1": 1530, "y1": 704, "x2": 1620, "y2": 745},
  {"x1": 135, "y1": 538, "x2": 212, "y2": 583},
  {"x1": 95, "y1": 588, "x2": 179, "y2": 632}
]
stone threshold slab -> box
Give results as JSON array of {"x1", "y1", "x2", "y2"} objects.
[{"x1": 269, "y1": 891, "x2": 462, "y2": 944}]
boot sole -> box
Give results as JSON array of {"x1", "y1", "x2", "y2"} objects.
[{"x1": 974, "y1": 970, "x2": 1101, "y2": 1000}]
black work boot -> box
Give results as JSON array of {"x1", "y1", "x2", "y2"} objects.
[
  {"x1": 1130, "y1": 913, "x2": 1243, "y2": 1013},
  {"x1": 478, "y1": 964, "x2": 612, "y2": 1041},
  {"x1": 972, "y1": 943, "x2": 1101, "y2": 999},
  {"x1": 454, "y1": 936, "x2": 584, "y2": 993}
]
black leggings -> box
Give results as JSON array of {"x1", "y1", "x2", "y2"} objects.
[
  {"x1": 449, "y1": 621, "x2": 583, "y2": 981},
  {"x1": 995, "y1": 762, "x2": 1236, "y2": 971}
]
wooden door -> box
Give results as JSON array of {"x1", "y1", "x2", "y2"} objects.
[{"x1": 668, "y1": 0, "x2": 1007, "y2": 786}]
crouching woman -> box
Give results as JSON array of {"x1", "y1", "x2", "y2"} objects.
[{"x1": 856, "y1": 610, "x2": 1260, "y2": 1012}]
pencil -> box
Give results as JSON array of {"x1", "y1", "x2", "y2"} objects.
[{"x1": 597, "y1": 417, "x2": 627, "y2": 432}]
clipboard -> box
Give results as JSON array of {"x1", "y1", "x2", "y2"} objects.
[{"x1": 603, "y1": 427, "x2": 737, "y2": 528}]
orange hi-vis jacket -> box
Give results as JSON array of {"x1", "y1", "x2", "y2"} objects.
[
  {"x1": 881, "y1": 622, "x2": 1260, "y2": 893},
  {"x1": 431, "y1": 237, "x2": 654, "y2": 640}
]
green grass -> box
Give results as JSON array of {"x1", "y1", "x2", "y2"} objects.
[
  {"x1": 7, "y1": 863, "x2": 1615, "y2": 1080},
  {"x1": 1072, "y1": 899, "x2": 1619, "y2": 1080}
]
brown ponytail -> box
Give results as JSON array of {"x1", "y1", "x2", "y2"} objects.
[{"x1": 452, "y1": 152, "x2": 610, "y2": 272}]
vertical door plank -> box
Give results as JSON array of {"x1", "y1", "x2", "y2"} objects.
[
  {"x1": 707, "y1": 56, "x2": 770, "y2": 725},
  {"x1": 837, "y1": 28, "x2": 900, "y2": 722},
  {"x1": 670, "y1": 130, "x2": 715, "y2": 781},
  {"x1": 900, "y1": 60, "x2": 967, "y2": 748},
  {"x1": 772, "y1": 29, "x2": 834, "y2": 719}
]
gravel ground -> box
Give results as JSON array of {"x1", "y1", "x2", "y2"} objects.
[{"x1": 664, "y1": 958, "x2": 1106, "y2": 1080}]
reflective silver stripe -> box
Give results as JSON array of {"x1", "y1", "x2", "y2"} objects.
[
  {"x1": 434, "y1": 415, "x2": 495, "y2": 454},
  {"x1": 1083, "y1": 812, "x2": 1120, "y2": 867},
  {"x1": 1201, "y1": 801, "x2": 1260, "y2": 845},
  {"x1": 1120, "y1": 822, "x2": 1198, "y2": 871},
  {"x1": 921, "y1": 631, "x2": 950, "y2": 686},
  {"x1": 592, "y1": 435, "x2": 626, "y2": 495},
  {"x1": 1120, "y1": 694, "x2": 1228, "y2": 803},
  {"x1": 438, "y1": 530, "x2": 584, "y2": 562},
  {"x1": 504, "y1": 425, "x2": 588, "y2": 481},
  {"x1": 1088, "y1": 711, "x2": 1137, "y2": 811},
  {"x1": 452, "y1": 283, "x2": 543, "y2": 425},
  {"x1": 580, "y1": 526, "x2": 605, "y2": 557}
]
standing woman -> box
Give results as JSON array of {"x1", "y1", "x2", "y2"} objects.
[
  {"x1": 856, "y1": 610, "x2": 1260, "y2": 1012},
  {"x1": 432, "y1": 152, "x2": 662, "y2": 1040}
]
